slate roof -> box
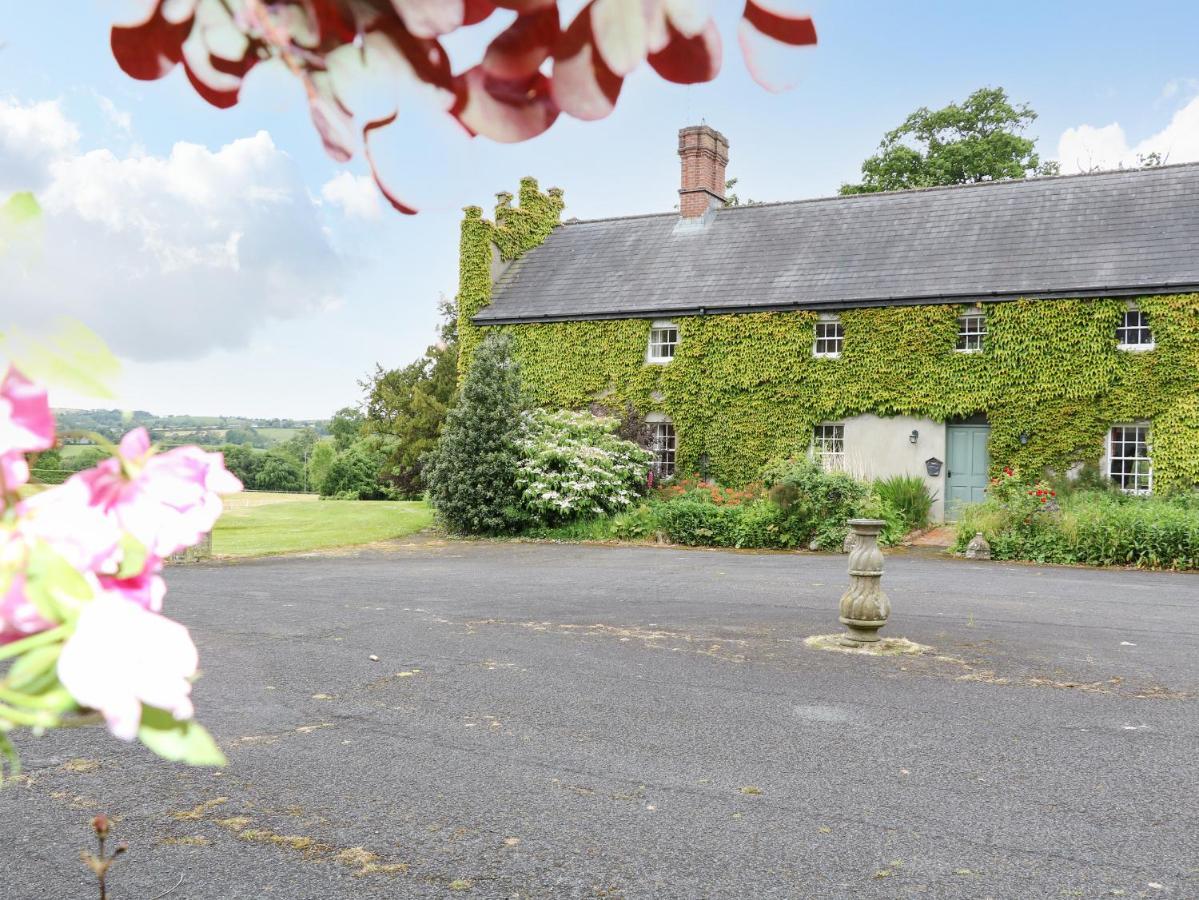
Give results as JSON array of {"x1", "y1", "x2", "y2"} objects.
[{"x1": 473, "y1": 163, "x2": 1199, "y2": 324}]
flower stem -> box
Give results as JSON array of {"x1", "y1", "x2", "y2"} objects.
[{"x1": 0, "y1": 625, "x2": 70, "y2": 663}]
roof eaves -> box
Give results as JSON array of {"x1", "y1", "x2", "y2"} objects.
[{"x1": 472, "y1": 282, "x2": 1199, "y2": 325}]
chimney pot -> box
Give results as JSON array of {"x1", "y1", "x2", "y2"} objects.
[{"x1": 678, "y1": 124, "x2": 729, "y2": 219}]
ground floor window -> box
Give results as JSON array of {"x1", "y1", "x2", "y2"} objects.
[
  {"x1": 813, "y1": 423, "x2": 845, "y2": 471},
  {"x1": 1108, "y1": 424, "x2": 1152, "y2": 494},
  {"x1": 650, "y1": 420, "x2": 676, "y2": 478}
]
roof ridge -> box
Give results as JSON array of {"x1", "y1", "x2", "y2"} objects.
[{"x1": 558, "y1": 160, "x2": 1199, "y2": 225}]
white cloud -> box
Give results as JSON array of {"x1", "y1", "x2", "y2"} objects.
[
  {"x1": 320, "y1": 171, "x2": 382, "y2": 220},
  {"x1": 93, "y1": 92, "x2": 133, "y2": 134},
  {"x1": 1057, "y1": 93, "x2": 1199, "y2": 173},
  {"x1": 0, "y1": 99, "x2": 347, "y2": 363},
  {"x1": 0, "y1": 98, "x2": 79, "y2": 191}
]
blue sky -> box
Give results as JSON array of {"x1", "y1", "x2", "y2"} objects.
[{"x1": 2, "y1": 1, "x2": 1198, "y2": 418}]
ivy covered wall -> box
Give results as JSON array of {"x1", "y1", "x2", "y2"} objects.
[{"x1": 459, "y1": 183, "x2": 1199, "y2": 490}]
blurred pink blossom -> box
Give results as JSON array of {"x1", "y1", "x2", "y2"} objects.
[
  {"x1": 57, "y1": 594, "x2": 198, "y2": 741},
  {"x1": 18, "y1": 477, "x2": 123, "y2": 573},
  {"x1": 74, "y1": 427, "x2": 242, "y2": 558},
  {"x1": 98, "y1": 562, "x2": 166, "y2": 613},
  {"x1": 0, "y1": 366, "x2": 54, "y2": 457}
]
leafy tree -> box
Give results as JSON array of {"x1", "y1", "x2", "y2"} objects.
[
  {"x1": 321, "y1": 441, "x2": 389, "y2": 500},
  {"x1": 65, "y1": 447, "x2": 109, "y2": 472},
  {"x1": 219, "y1": 444, "x2": 261, "y2": 489},
  {"x1": 279, "y1": 428, "x2": 320, "y2": 465},
  {"x1": 840, "y1": 87, "x2": 1059, "y2": 195},
  {"x1": 306, "y1": 439, "x2": 336, "y2": 495},
  {"x1": 423, "y1": 332, "x2": 527, "y2": 534},
  {"x1": 361, "y1": 298, "x2": 459, "y2": 498},
  {"x1": 253, "y1": 450, "x2": 304, "y2": 492},
  {"x1": 329, "y1": 407, "x2": 364, "y2": 452}
]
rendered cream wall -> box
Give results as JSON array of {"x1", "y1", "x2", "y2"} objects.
[{"x1": 839, "y1": 414, "x2": 947, "y2": 523}]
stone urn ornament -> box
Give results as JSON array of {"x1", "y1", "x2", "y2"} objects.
[
  {"x1": 964, "y1": 532, "x2": 991, "y2": 560},
  {"x1": 839, "y1": 519, "x2": 890, "y2": 647}
]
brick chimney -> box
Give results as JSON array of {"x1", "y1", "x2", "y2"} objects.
[{"x1": 678, "y1": 124, "x2": 729, "y2": 218}]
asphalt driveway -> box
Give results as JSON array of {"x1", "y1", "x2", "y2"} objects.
[{"x1": 4, "y1": 541, "x2": 1197, "y2": 899}]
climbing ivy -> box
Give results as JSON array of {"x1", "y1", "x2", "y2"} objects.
[
  {"x1": 459, "y1": 183, "x2": 1199, "y2": 491},
  {"x1": 457, "y1": 177, "x2": 564, "y2": 372}
]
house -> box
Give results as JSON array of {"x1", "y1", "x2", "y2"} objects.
[{"x1": 457, "y1": 126, "x2": 1199, "y2": 522}]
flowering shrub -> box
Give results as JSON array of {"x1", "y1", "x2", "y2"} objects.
[
  {"x1": 0, "y1": 366, "x2": 239, "y2": 775},
  {"x1": 515, "y1": 409, "x2": 651, "y2": 526},
  {"x1": 955, "y1": 467, "x2": 1199, "y2": 569},
  {"x1": 657, "y1": 476, "x2": 763, "y2": 507}
]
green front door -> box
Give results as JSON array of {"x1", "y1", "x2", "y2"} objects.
[{"x1": 946, "y1": 424, "x2": 990, "y2": 520}]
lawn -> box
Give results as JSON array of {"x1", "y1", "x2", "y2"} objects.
[{"x1": 213, "y1": 495, "x2": 434, "y2": 558}]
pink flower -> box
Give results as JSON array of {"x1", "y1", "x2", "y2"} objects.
[
  {"x1": 0, "y1": 366, "x2": 54, "y2": 456},
  {"x1": 0, "y1": 566, "x2": 54, "y2": 646},
  {"x1": 18, "y1": 477, "x2": 123, "y2": 573},
  {"x1": 74, "y1": 428, "x2": 242, "y2": 558},
  {"x1": 57, "y1": 594, "x2": 198, "y2": 741},
  {"x1": 98, "y1": 560, "x2": 166, "y2": 613},
  {"x1": 1, "y1": 451, "x2": 30, "y2": 495}
]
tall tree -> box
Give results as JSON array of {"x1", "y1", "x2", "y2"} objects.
[
  {"x1": 361, "y1": 298, "x2": 460, "y2": 498},
  {"x1": 329, "y1": 407, "x2": 365, "y2": 451},
  {"x1": 840, "y1": 87, "x2": 1059, "y2": 195},
  {"x1": 423, "y1": 332, "x2": 526, "y2": 535}
]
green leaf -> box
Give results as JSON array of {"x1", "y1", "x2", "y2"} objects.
[
  {"x1": 23, "y1": 542, "x2": 94, "y2": 623},
  {"x1": 116, "y1": 534, "x2": 148, "y2": 580},
  {"x1": 5, "y1": 644, "x2": 61, "y2": 690},
  {"x1": 137, "y1": 707, "x2": 227, "y2": 767},
  {"x1": 0, "y1": 319, "x2": 120, "y2": 399}
]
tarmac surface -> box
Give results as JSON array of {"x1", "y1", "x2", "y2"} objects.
[{"x1": 4, "y1": 539, "x2": 1197, "y2": 899}]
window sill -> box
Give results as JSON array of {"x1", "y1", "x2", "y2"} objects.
[
  {"x1": 645, "y1": 357, "x2": 674, "y2": 366},
  {"x1": 954, "y1": 348, "x2": 983, "y2": 355},
  {"x1": 812, "y1": 352, "x2": 842, "y2": 360},
  {"x1": 1116, "y1": 344, "x2": 1156, "y2": 353}
]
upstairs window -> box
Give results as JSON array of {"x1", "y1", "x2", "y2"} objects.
[
  {"x1": 649, "y1": 419, "x2": 676, "y2": 478},
  {"x1": 813, "y1": 315, "x2": 844, "y2": 358},
  {"x1": 956, "y1": 308, "x2": 986, "y2": 353},
  {"x1": 1116, "y1": 307, "x2": 1154, "y2": 351},
  {"x1": 1108, "y1": 424, "x2": 1152, "y2": 494},
  {"x1": 813, "y1": 423, "x2": 845, "y2": 471},
  {"x1": 647, "y1": 322, "x2": 679, "y2": 363}
]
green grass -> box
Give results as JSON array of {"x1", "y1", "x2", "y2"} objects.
[
  {"x1": 213, "y1": 497, "x2": 434, "y2": 558},
  {"x1": 256, "y1": 427, "x2": 301, "y2": 443},
  {"x1": 60, "y1": 444, "x2": 98, "y2": 459}
]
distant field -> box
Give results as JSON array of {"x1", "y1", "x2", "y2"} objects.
[
  {"x1": 221, "y1": 491, "x2": 319, "y2": 510},
  {"x1": 60, "y1": 444, "x2": 99, "y2": 460},
  {"x1": 213, "y1": 494, "x2": 433, "y2": 558},
  {"x1": 255, "y1": 427, "x2": 302, "y2": 443}
]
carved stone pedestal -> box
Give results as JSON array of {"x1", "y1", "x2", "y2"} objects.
[{"x1": 838, "y1": 519, "x2": 890, "y2": 647}]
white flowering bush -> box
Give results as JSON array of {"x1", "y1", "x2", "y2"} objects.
[{"x1": 515, "y1": 410, "x2": 652, "y2": 526}]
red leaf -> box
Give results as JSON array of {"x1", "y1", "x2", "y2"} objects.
[
  {"x1": 452, "y1": 67, "x2": 559, "y2": 143},
  {"x1": 364, "y1": 112, "x2": 418, "y2": 214},
  {"x1": 183, "y1": 59, "x2": 242, "y2": 109},
  {"x1": 463, "y1": 0, "x2": 497, "y2": 25},
  {"x1": 550, "y1": 5, "x2": 622, "y2": 121},
  {"x1": 647, "y1": 19, "x2": 721, "y2": 84},
  {"x1": 483, "y1": 7, "x2": 560, "y2": 80},
  {"x1": 390, "y1": 0, "x2": 466, "y2": 39},
  {"x1": 111, "y1": 1, "x2": 193, "y2": 81},
  {"x1": 741, "y1": 2, "x2": 817, "y2": 46}
]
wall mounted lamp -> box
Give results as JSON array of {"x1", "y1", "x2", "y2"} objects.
[
  {"x1": 909, "y1": 429, "x2": 919, "y2": 445},
  {"x1": 1018, "y1": 431, "x2": 1031, "y2": 446}
]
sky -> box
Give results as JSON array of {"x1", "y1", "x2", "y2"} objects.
[{"x1": 2, "y1": 1, "x2": 1199, "y2": 419}]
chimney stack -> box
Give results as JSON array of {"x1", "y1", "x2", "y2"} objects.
[{"x1": 678, "y1": 124, "x2": 729, "y2": 218}]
